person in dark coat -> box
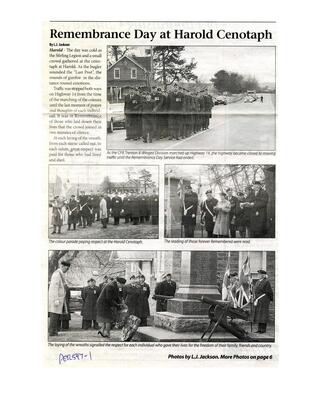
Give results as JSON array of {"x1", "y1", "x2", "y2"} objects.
[
  {"x1": 122, "y1": 191, "x2": 132, "y2": 223},
  {"x1": 152, "y1": 87, "x2": 166, "y2": 140},
  {"x1": 111, "y1": 192, "x2": 122, "y2": 225},
  {"x1": 141, "y1": 92, "x2": 155, "y2": 143},
  {"x1": 131, "y1": 193, "x2": 140, "y2": 225},
  {"x1": 99, "y1": 275, "x2": 109, "y2": 292},
  {"x1": 122, "y1": 276, "x2": 142, "y2": 318},
  {"x1": 247, "y1": 181, "x2": 269, "y2": 238},
  {"x1": 78, "y1": 191, "x2": 91, "y2": 228},
  {"x1": 168, "y1": 84, "x2": 184, "y2": 140},
  {"x1": 93, "y1": 191, "x2": 101, "y2": 222},
  {"x1": 96, "y1": 277, "x2": 126, "y2": 338},
  {"x1": 204, "y1": 93, "x2": 214, "y2": 129},
  {"x1": 200, "y1": 190, "x2": 218, "y2": 238},
  {"x1": 149, "y1": 189, "x2": 159, "y2": 225},
  {"x1": 182, "y1": 185, "x2": 199, "y2": 238},
  {"x1": 81, "y1": 278, "x2": 100, "y2": 330},
  {"x1": 138, "y1": 192, "x2": 148, "y2": 223},
  {"x1": 253, "y1": 270, "x2": 273, "y2": 333},
  {"x1": 226, "y1": 188, "x2": 239, "y2": 238},
  {"x1": 67, "y1": 195, "x2": 79, "y2": 231},
  {"x1": 161, "y1": 273, "x2": 177, "y2": 297},
  {"x1": 154, "y1": 274, "x2": 167, "y2": 311},
  {"x1": 138, "y1": 275, "x2": 150, "y2": 326},
  {"x1": 236, "y1": 192, "x2": 247, "y2": 238}
]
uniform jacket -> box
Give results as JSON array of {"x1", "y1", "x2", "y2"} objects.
[
  {"x1": 48, "y1": 269, "x2": 67, "y2": 314},
  {"x1": 138, "y1": 282, "x2": 150, "y2": 318},
  {"x1": 152, "y1": 92, "x2": 165, "y2": 113},
  {"x1": 122, "y1": 196, "x2": 132, "y2": 215},
  {"x1": 81, "y1": 286, "x2": 100, "y2": 320},
  {"x1": 111, "y1": 196, "x2": 123, "y2": 217},
  {"x1": 160, "y1": 280, "x2": 177, "y2": 297},
  {"x1": 253, "y1": 277, "x2": 273, "y2": 323},
  {"x1": 96, "y1": 281, "x2": 120, "y2": 321},
  {"x1": 248, "y1": 189, "x2": 269, "y2": 235},
  {"x1": 150, "y1": 194, "x2": 159, "y2": 216},
  {"x1": 201, "y1": 197, "x2": 218, "y2": 229},
  {"x1": 131, "y1": 196, "x2": 140, "y2": 218},
  {"x1": 79, "y1": 195, "x2": 91, "y2": 217},
  {"x1": 138, "y1": 195, "x2": 148, "y2": 216},
  {"x1": 123, "y1": 283, "x2": 142, "y2": 317},
  {"x1": 182, "y1": 192, "x2": 199, "y2": 226}
]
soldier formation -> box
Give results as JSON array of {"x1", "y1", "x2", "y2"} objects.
[
  {"x1": 179, "y1": 181, "x2": 269, "y2": 238},
  {"x1": 49, "y1": 189, "x2": 159, "y2": 234},
  {"x1": 124, "y1": 83, "x2": 214, "y2": 143}
]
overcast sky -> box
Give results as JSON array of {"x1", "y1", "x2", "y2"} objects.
[
  {"x1": 49, "y1": 165, "x2": 158, "y2": 185},
  {"x1": 126, "y1": 46, "x2": 275, "y2": 84}
]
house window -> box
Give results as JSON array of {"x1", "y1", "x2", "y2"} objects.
[
  {"x1": 114, "y1": 68, "x2": 120, "y2": 79},
  {"x1": 131, "y1": 68, "x2": 137, "y2": 79}
]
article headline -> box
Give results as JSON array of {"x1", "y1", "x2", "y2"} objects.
[{"x1": 50, "y1": 28, "x2": 272, "y2": 43}]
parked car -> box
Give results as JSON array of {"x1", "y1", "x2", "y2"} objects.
[
  {"x1": 214, "y1": 95, "x2": 227, "y2": 105},
  {"x1": 107, "y1": 102, "x2": 125, "y2": 133}
]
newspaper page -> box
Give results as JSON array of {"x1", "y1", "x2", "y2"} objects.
[{"x1": 43, "y1": 21, "x2": 277, "y2": 367}]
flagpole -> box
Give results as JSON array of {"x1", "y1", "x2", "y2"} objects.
[{"x1": 248, "y1": 251, "x2": 253, "y2": 333}]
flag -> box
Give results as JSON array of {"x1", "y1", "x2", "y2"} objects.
[
  {"x1": 236, "y1": 256, "x2": 251, "y2": 307},
  {"x1": 177, "y1": 178, "x2": 185, "y2": 206},
  {"x1": 222, "y1": 253, "x2": 231, "y2": 301},
  {"x1": 62, "y1": 179, "x2": 71, "y2": 197},
  {"x1": 54, "y1": 175, "x2": 63, "y2": 197}
]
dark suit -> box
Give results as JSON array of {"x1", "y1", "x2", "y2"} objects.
[
  {"x1": 81, "y1": 286, "x2": 100, "y2": 329},
  {"x1": 182, "y1": 191, "x2": 199, "y2": 237},
  {"x1": 123, "y1": 284, "x2": 141, "y2": 318},
  {"x1": 111, "y1": 195, "x2": 122, "y2": 225},
  {"x1": 138, "y1": 282, "x2": 150, "y2": 326},
  {"x1": 201, "y1": 197, "x2": 218, "y2": 237},
  {"x1": 249, "y1": 189, "x2": 269, "y2": 238},
  {"x1": 253, "y1": 277, "x2": 273, "y2": 332}
]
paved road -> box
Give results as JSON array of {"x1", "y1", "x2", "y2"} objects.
[
  {"x1": 107, "y1": 94, "x2": 275, "y2": 151},
  {"x1": 49, "y1": 219, "x2": 158, "y2": 239}
]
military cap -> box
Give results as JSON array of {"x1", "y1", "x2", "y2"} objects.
[
  {"x1": 71, "y1": 194, "x2": 75, "y2": 197},
  {"x1": 253, "y1": 180, "x2": 262, "y2": 185},
  {"x1": 229, "y1": 272, "x2": 238, "y2": 277},
  {"x1": 166, "y1": 273, "x2": 172, "y2": 277},
  {"x1": 61, "y1": 260, "x2": 71, "y2": 267},
  {"x1": 130, "y1": 275, "x2": 136, "y2": 280},
  {"x1": 116, "y1": 277, "x2": 126, "y2": 285},
  {"x1": 185, "y1": 185, "x2": 192, "y2": 189},
  {"x1": 156, "y1": 87, "x2": 162, "y2": 92},
  {"x1": 205, "y1": 189, "x2": 212, "y2": 194},
  {"x1": 87, "y1": 278, "x2": 95, "y2": 283},
  {"x1": 257, "y1": 269, "x2": 267, "y2": 274}
]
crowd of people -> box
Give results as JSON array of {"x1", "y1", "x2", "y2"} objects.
[
  {"x1": 124, "y1": 84, "x2": 214, "y2": 143},
  {"x1": 48, "y1": 260, "x2": 177, "y2": 340},
  {"x1": 179, "y1": 181, "x2": 269, "y2": 238},
  {"x1": 49, "y1": 189, "x2": 159, "y2": 234}
]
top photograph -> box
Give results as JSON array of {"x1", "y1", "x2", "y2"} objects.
[{"x1": 106, "y1": 45, "x2": 276, "y2": 151}]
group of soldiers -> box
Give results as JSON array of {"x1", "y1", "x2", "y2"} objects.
[
  {"x1": 50, "y1": 189, "x2": 159, "y2": 234},
  {"x1": 124, "y1": 83, "x2": 214, "y2": 143},
  {"x1": 179, "y1": 181, "x2": 269, "y2": 238}
]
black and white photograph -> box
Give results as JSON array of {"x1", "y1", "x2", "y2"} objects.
[
  {"x1": 165, "y1": 164, "x2": 275, "y2": 238},
  {"x1": 107, "y1": 46, "x2": 275, "y2": 150},
  {"x1": 48, "y1": 165, "x2": 159, "y2": 239},
  {"x1": 48, "y1": 250, "x2": 275, "y2": 343}
]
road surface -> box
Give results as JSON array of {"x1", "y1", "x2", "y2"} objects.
[
  {"x1": 107, "y1": 94, "x2": 275, "y2": 151},
  {"x1": 49, "y1": 219, "x2": 158, "y2": 239}
]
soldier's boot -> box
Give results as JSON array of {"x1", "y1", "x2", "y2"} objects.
[
  {"x1": 68, "y1": 224, "x2": 71, "y2": 231},
  {"x1": 51, "y1": 226, "x2": 56, "y2": 234},
  {"x1": 73, "y1": 224, "x2": 76, "y2": 230},
  {"x1": 57, "y1": 226, "x2": 61, "y2": 234}
]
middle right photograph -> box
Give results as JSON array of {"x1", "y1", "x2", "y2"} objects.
[{"x1": 164, "y1": 164, "x2": 275, "y2": 239}]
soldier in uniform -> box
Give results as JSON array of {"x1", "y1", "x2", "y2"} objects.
[
  {"x1": 87, "y1": 191, "x2": 95, "y2": 226},
  {"x1": 152, "y1": 87, "x2": 165, "y2": 140},
  {"x1": 50, "y1": 196, "x2": 63, "y2": 234},
  {"x1": 205, "y1": 92, "x2": 214, "y2": 130},
  {"x1": 122, "y1": 275, "x2": 142, "y2": 318},
  {"x1": 122, "y1": 191, "x2": 132, "y2": 223},
  {"x1": 138, "y1": 275, "x2": 150, "y2": 326},
  {"x1": 67, "y1": 194, "x2": 79, "y2": 231},
  {"x1": 124, "y1": 86, "x2": 135, "y2": 140},
  {"x1": 159, "y1": 273, "x2": 177, "y2": 311},
  {"x1": 200, "y1": 190, "x2": 218, "y2": 238},
  {"x1": 81, "y1": 278, "x2": 100, "y2": 330},
  {"x1": 252, "y1": 269, "x2": 273, "y2": 333},
  {"x1": 150, "y1": 188, "x2": 159, "y2": 225},
  {"x1": 138, "y1": 191, "x2": 148, "y2": 223},
  {"x1": 236, "y1": 192, "x2": 247, "y2": 238},
  {"x1": 247, "y1": 181, "x2": 269, "y2": 238},
  {"x1": 92, "y1": 190, "x2": 101, "y2": 222},
  {"x1": 78, "y1": 191, "x2": 90, "y2": 228},
  {"x1": 168, "y1": 84, "x2": 184, "y2": 140},
  {"x1": 226, "y1": 188, "x2": 239, "y2": 238},
  {"x1": 111, "y1": 191, "x2": 122, "y2": 226},
  {"x1": 141, "y1": 91, "x2": 155, "y2": 143},
  {"x1": 154, "y1": 273, "x2": 167, "y2": 312},
  {"x1": 131, "y1": 192, "x2": 140, "y2": 225},
  {"x1": 182, "y1": 185, "x2": 198, "y2": 238}
]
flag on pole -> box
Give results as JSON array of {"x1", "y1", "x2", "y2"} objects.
[
  {"x1": 236, "y1": 256, "x2": 251, "y2": 307},
  {"x1": 54, "y1": 175, "x2": 63, "y2": 197},
  {"x1": 222, "y1": 253, "x2": 231, "y2": 300},
  {"x1": 177, "y1": 178, "x2": 185, "y2": 207}
]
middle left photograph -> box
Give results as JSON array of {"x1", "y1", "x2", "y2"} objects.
[{"x1": 48, "y1": 165, "x2": 159, "y2": 239}]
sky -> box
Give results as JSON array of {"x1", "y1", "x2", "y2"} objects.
[
  {"x1": 49, "y1": 165, "x2": 158, "y2": 186},
  {"x1": 123, "y1": 46, "x2": 275, "y2": 85}
]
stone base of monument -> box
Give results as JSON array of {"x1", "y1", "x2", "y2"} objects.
[{"x1": 154, "y1": 311, "x2": 208, "y2": 332}]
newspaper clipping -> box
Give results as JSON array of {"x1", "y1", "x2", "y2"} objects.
[{"x1": 43, "y1": 21, "x2": 277, "y2": 367}]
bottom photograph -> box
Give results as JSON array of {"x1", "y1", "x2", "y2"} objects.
[{"x1": 48, "y1": 250, "x2": 275, "y2": 343}]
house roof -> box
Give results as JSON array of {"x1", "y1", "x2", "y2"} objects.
[{"x1": 108, "y1": 54, "x2": 151, "y2": 72}]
